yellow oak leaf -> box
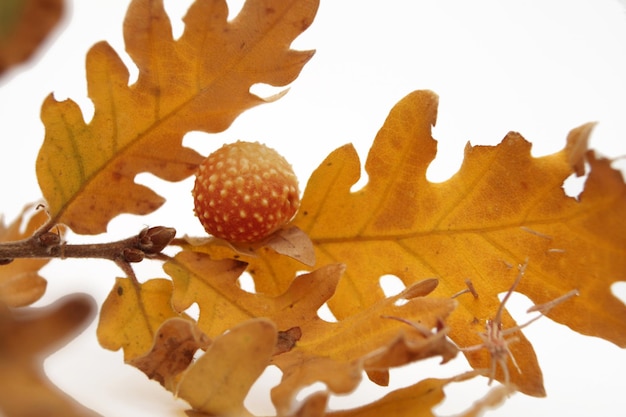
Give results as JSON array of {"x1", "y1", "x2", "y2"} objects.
[
  {"x1": 176, "y1": 318, "x2": 277, "y2": 417},
  {"x1": 97, "y1": 277, "x2": 181, "y2": 361},
  {"x1": 0, "y1": 205, "x2": 63, "y2": 307},
  {"x1": 0, "y1": 294, "x2": 101, "y2": 417},
  {"x1": 240, "y1": 90, "x2": 626, "y2": 396},
  {"x1": 36, "y1": 0, "x2": 318, "y2": 234},
  {"x1": 165, "y1": 254, "x2": 249, "y2": 336},
  {"x1": 164, "y1": 250, "x2": 458, "y2": 415}
]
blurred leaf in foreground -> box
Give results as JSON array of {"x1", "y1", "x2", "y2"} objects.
[
  {"x1": 0, "y1": 0, "x2": 64, "y2": 75},
  {"x1": 0, "y1": 205, "x2": 63, "y2": 307},
  {"x1": 0, "y1": 293, "x2": 99, "y2": 417}
]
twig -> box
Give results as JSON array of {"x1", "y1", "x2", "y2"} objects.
[
  {"x1": 460, "y1": 259, "x2": 577, "y2": 386},
  {"x1": 0, "y1": 226, "x2": 176, "y2": 267}
]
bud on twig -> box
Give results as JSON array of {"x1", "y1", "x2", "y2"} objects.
[
  {"x1": 38, "y1": 231, "x2": 61, "y2": 247},
  {"x1": 123, "y1": 248, "x2": 145, "y2": 263},
  {"x1": 137, "y1": 227, "x2": 176, "y2": 255}
]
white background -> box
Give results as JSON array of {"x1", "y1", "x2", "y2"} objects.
[{"x1": 1, "y1": 0, "x2": 626, "y2": 416}]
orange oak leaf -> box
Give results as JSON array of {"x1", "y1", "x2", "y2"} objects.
[
  {"x1": 270, "y1": 280, "x2": 457, "y2": 415},
  {"x1": 36, "y1": 0, "x2": 318, "y2": 234},
  {"x1": 97, "y1": 277, "x2": 181, "y2": 361},
  {"x1": 0, "y1": 205, "x2": 63, "y2": 307},
  {"x1": 164, "y1": 250, "x2": 458, "y2": 415},
  {"x1": 176, "y1": 318, "x2": 277, "y2": 417},
  {"x1": 0, "y1": 0, "x2": 64, "y2": 75},
  {"x1": 0, "y1": 293, "x2": 101, "y2": 417},
  {"x1": 241, "y1": 90, "x2": 626, "y2": 396}
]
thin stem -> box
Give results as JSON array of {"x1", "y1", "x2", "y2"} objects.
[
  {"x1": 494, "y1": 260, "x2": 527, "y2": 324},
  {"x1": 0, "y1": 225, "x2": 176, "y2": 266}
]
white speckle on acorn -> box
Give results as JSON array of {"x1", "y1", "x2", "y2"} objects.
[{"x1": 192, "y1": 141, "x2": 300, "y2": 243}]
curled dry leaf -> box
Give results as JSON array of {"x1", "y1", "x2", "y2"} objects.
[
  {"x1": 0, "y1": 293, "x2": 100, "y2": 417},
  {"x1": 128, "y1": 317, "x2": 211, "y2": 393},
  {"x1": 275, "y1": 326, "x2": 303, "y2": 356},
  {"x1": 36, "y1": 0, "x2": 319, "y2": 234},
  {"x1": 262, "y1": 226, "x2": 316, "y2": 266},
  {"x1": 181, "y1": 225, "x2": 315, "y2": 267}
]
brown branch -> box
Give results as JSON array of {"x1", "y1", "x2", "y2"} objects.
[{"x1": 0, "y1": 226, "x2": 176, "y2": 266}]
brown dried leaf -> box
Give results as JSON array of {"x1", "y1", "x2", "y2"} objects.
[
  {"x1": 180, "y1": 224, "x2": 316, "y2": 268},
  {"x1": 274, "y1": 326, "x2": 302, "y2": 356},
  {"x1": 263, "y1": 226, "x2": 316, "y2": 266},
  {"x1": 128, "y1": 317, "x2": 211, "y2": 392}
]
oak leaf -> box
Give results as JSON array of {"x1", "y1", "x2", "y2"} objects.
[
  {"x1": 164, "y1": 251, "x2": 458, "y2": 415},
  {"x1": 36, "y1": 0, "x2": 318, "y2": 234},
  {"x1": 0, "y1": 205, "x2": 62, "y2": 307},
  {"x1": 97, "y1": 277, "x2": 181, "y2": 361},
  {"x1": 240, "y1": 90, "x2": 626, "y2": 396},
  {"x1": 177, "y1": 318, "x2": 277, "y2": 417},
  {"x1": 0, "y1": 293, "x2": 100, "y2": 417}
]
